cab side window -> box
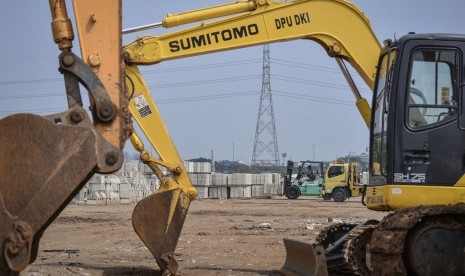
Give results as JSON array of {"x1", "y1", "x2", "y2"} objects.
[
  {"x1": 327, "y1": 166, "x2": 344, "y2": 178},
  {"x1": 407, "y1": 49, "x2": 459, "y2": 129}
]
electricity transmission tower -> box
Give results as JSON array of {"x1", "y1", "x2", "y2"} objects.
[{"x1": 252, "y1": 45, "x2": 280, "y2": 168}]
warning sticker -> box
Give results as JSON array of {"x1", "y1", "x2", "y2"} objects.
[{"x1": 133, "y1": 94, "x2": 152, "y2": 118}]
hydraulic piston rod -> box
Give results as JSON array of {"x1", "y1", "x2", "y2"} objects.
[{"x1": 123, "y1": 0, "x2": 257, "y2": 34}]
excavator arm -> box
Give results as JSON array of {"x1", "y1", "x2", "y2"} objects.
[
  {"x1": 120, "y1": 0, "x2": 382, "y2": 274},
  {"x1": 125, "y1": 66, "x2": 197, "y2": 273},
  {"x1": 123, "y1": 0, "x2": 382, "y2": 127},
  {"x1": 0, "y1": 1, "x2": 127, "y2": 275}
]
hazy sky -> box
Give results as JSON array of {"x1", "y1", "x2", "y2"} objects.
[{"x1": 1, "y1": 1, "x2": 464, "y2": 164}]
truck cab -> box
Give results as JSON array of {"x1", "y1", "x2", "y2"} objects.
[{"x1": 320, "y1": 161, "x2": 363, "y2": 202}]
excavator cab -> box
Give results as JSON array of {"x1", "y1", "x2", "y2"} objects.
[
  {"x1": 363, "y1": 33, "x2": 465, "y2": 275},
  {"x1": 283, "y1": 34, "x2": 465, "y2": 275},
  {"x1": 368, "y1": 34, "x2": 465, "y2": 208}
]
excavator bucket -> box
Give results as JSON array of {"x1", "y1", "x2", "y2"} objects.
[
  {"x1": 281, "y1": 238, "x2": 328, "y2": 276},
  {"x1": 132, "y1": 187, "x2": 191, "y2": 274},
  {"x1": 0, "y1": 109, "x2": 122, "y2": 275}
]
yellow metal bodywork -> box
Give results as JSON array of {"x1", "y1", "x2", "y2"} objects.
[
  {"x1": 366, "y1": 185, "x2": 465, "y2": 211},
  {"x1": 125, "y1": 65, "x2": 195, "y2": 197},
  {"x1": 321, "y1": 162, "x2": 362, "y2": 197},
  {"x1": 124, "y1": 0, "x2": 381, "y2": 92},
  {"x1": 123, "y1": 0, "x2": 382, "y2": 129},
  {"x1": 119, "y1": 0, "x2": 383, "y2": 233},
  {"x1": 119, "y1": 1, "x2": 382, "y2": 269},
  {"x1": 163, "y1": 0, "x2": 258, "y2": 28}
]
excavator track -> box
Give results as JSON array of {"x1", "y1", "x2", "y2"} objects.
[
  {"x1": 370, "y1": 203, "x2": 465, "y2": 275},
  {"x1": 342, "y1": 220, "x2": 378, "y2": 275},
  {"x1": 315, "y1": 221, "x2": 381, "y2": 275},
  {"x1": 316, "y1": 223, "x2": 358, "y2": 248},
  {"x1": 315, "y1": 223, "x2": 357, "y2": 275}
]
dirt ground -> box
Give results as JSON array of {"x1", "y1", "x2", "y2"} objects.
[{"x1": 22, "y1": 197, "x2": 388, "y2": 276}]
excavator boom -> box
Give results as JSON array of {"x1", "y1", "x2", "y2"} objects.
[
  {"x1": 124, "y1": 0, "x2": 380, "y2": 127},
  {"x1": 121, "y1": 0, "x2": 381, "y2": 274}
]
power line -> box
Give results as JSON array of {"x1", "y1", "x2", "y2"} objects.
[
  {"x1": 271, "y1": 58, "x2": 342, "y2": 73},
  {"x1": 273, "y1": 90, "x2": 353, "y2": 104},
  {"x1": 0, "y1": 58, "x2": 363, "y2": 86},
  {"x1": 272, "y1": 74, "x2": 371, "y2": 95},
  {"x1": 0, "y1": 70, "x2": 366, "y2": 100},
  {"x1": 0, "y1": 73, "x2": 360, "y2": 100},
  {"x1": 0, "y1": 78, "x2": 62, "y2": 86},
  {"x1": 0, "y1": 88, "x2": 358, "y2": 116},
  {"x1": 148, "y1": 75, "x2": 262, "y2": 89},
  {"x1": 274, "y1": 93, "x2": 353, "y2": 106},
  {"x1": 157, "y1": 91, "x2": 259, "y2": 104},
  {"x1": 142, "y1": 59, "x2": 262, "y2": 74}
]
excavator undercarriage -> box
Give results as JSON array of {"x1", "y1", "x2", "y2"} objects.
[{"x1": 283, "y1": 204, "x2": 465, "y2": 275}]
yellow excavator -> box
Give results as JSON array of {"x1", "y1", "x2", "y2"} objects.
[{"x1": 2, "y1": 0, "x2": 465, "y2": 275}]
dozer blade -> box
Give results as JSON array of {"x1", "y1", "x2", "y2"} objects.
[
  {"x1": 281, "y1": 238, "x2": 328, "y2": 276},
  {"x1": 0, "y1": 109, "x2": 122, "y2": 275},
  {"x1": 132, "y1": 187, "x2": 191, "y2": 275}
]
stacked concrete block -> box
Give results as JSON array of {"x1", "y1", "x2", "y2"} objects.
[
  {"x1": 130, "y1": 172, "x2": 152, "y2": 202},
  {"x1": 228, "y1": 173, "x2": 253, "y2": 186},
  {"x1": 122, "y1": 161, "x2": 139, "y2": 173},
  {"x1": 252, "y1": 174, "x2": 273, "y2": 185},
  {"x1": 230, "y1": 185, "x2": 252, "y2": 198},
  {"x1": 183, "y1": 161, "x2": 195, "y2": 173},
  {"x1": 188, "y1": 173, "x2": 211, "y2": 199},
  {"x1": 211, "y1": 173, "x2": 228, "y2": 186},
  {"x1": 208, "y1": 173, "x2": 228, "y2": 199},
  {"x1": 195, "y1": 186, "x2": 209, "y2": 199},
  {"x1": 184, "y1": 161, "x2": 211, "y2": 174},
  {"x1": 77, "y1": 162, "x2": 284, "y2": 204},
  {"x1": 186, "y1": 162, "x2": 212, "y2": 200},
  {"x1": 116, "y1": 172, "x2": 131, "y2": 204},
  {"x1": 104, "y1": 175, "x2": 121, "y2": 204},
  {"x1": 188, "y1": 173, "x2": 212, "y2": 186},
  {"x1": 228, "y1": 173, "x2": 253, "y2": 199},
  {"x1": 208, "y1": 186, "x2": 228, "y2": 199},
  {"x1": 194, "y1": 162, "x2": 211, "y2": 173},
  {"x1": 251, "y1": 185, "x2": 265, "y2": 198},
  {"x1": 84, "y1": 174, "x2": 121, "y2": 205},
  {"x1": 264, "y1": 173, "x2": 283, "y2": 196},
  {"x1": 251, "y1": 174, "x2": 273, "y2": 198}
]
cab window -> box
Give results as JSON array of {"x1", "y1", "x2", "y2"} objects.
[
  {"x1": 327, "y1": 166, "x2": 344, "y2": 178},
  {"x1": 371, "y1": 50, "x2": 396, "y2": 178},
  {"x1": 407, "y1": 49, "x2": 459, "y2": 129}
]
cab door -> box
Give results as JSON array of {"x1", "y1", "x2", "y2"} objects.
[{"x1": 393, "y1": 39, "x2": 465, "y2": 185}]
